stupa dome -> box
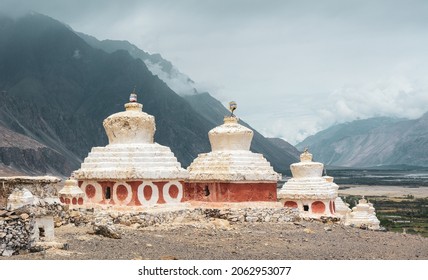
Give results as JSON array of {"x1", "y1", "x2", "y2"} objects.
[
  {"x1": 290, "y1": 149, "x2": 324, "y2": 178},
  {"x1": 103, "y1": 95, "x2": 155, "y2": 145},
  {"x1": 208, "y1": 116, "x2": 253, "y2": 151}
]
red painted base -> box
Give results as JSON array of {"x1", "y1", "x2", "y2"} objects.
[
  {"x1": 78, "y1": 180, "x2": 184, "y2": 206},
  {"x1": 183, "y1": 182, "x2": 277, "y2": 202}
]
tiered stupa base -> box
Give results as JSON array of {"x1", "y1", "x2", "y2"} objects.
[{"x1": 187, "y1": 149, "x2": 280, "y2": 203}]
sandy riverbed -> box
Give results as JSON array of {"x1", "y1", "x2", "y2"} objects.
[{"x1": 339, "y1": 185, "x2": 428, "y2": 198}]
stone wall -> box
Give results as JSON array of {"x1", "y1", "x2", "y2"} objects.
[
  {"x1": 1, "y1": 205, "x2": 300, "y2": 256},
  {"x1": 0, "y1": 208, "x2": 35, "y2": 257},
  {"x1": 0, "y1": 176, "x2": 61, "y2": 208},
  {"x1": 91, "y1": 207, "x2": 300, "y2": 229}
]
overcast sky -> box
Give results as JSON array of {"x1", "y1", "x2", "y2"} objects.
[{"x1": 2, "y1": 0, "x2": 428, "y2": 144}]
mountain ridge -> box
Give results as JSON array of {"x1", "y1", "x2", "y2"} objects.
[
  {"x1": 0, "y1": 13, "x2": 298, "y2": 175},
  {"x1": 296, "y1": 115, "x2": 428, "y2": 167}
]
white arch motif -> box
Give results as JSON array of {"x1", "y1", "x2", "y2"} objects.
[
  {"x1": 81, "y1": 181, "x2": 102, "y2": 203},
  {"x1": 112, "y1": 182, "x2": 132, "y2": 206},
  {"x1": 137, "y1": 181, "x2": 159, "y2": 207},
  {"x1": 162, "y1": 181, "x2": 183, "y2": 204}
]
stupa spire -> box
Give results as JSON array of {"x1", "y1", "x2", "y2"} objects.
[{"x1": 129, "y1": 86, "x2": 138, "y2": 102}]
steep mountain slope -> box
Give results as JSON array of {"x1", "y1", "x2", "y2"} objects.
[
  {"x1": 296, "y1": 115, "x2": 428, "y2": 167},
  {"x1": 77, "y1": 34, "x2": 300, "y2": 173},
  {"x1": 77, "y1": 32, "x2": 197, "y2": 96},
  {"x1": 0, "y1": 13, "x2": 212, "y2": 174},
  {"x1": 0, "y1": 124, "x2": 70, "y2": 175},
  {"x1": 266, "y1": 137, "x2": 301, "y2": 159}
]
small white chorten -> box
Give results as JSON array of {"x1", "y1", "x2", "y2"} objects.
[
  {"x1": 72, "y1": 91, "x2": 188, "y2": 207},
  {"x1": 6, "y1": 188, "x2": 34, "y2": 210},
  {"x1": 345, "y1": 197, "x2": 380, "y2": 230},
  {"x1": 186, "y1": 103, "x2": 280, "y2": 203},
  {"x1": 58, "y1": 178, "x2": 85, "y2": 208},
  {"x1": 278, "y1": 149, "x2": 339, "y2": 217},
  {"x1": 334, "y1": 196, "x2": 352, "y2": 220}
]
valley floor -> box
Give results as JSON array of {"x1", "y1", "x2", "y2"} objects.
[
  {"x1": 1, "y1": 218, "x2": 426, "y2": 260},
  {"x1": 339, "y1": 185, "x2": 428, "y2": 198}
]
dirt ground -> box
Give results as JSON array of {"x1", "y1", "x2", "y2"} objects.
[{"x1": 2, "y1": 218, "x2": 427, "y2": 260}]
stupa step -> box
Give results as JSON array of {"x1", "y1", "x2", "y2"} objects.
[
  {"x1": 87, "y1": 151, "x2": 175, "y2": 157},
  {"x1": 80, "y1": 162, "x2": 181, "y2": 169},
  {"x1": 91, "y1": 144, "x2": 171, "y2": 152},
  {"x1": 84, "y1": 156, "x2": 180, "y2": 163}
]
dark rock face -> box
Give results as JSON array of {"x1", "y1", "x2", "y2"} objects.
[
  {"x1": 0, "y1": 13, "x2": 210, "y2": 174},
  {"x1": 0, "y1": 13, "x2": 297, "y2": 176},
  {"x1": 296, "y1": 115, "x2": 428, "y2": 167},
  {"x1": 0, "y1": 125, "x2": 72, "y2": 175}
]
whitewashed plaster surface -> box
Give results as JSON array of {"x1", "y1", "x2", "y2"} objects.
[
  {"x1": 74, "y1": 102, "x2": 188, "y2": 180},
  {"x1": 188, "y1": 116, "x2": 280, "y2": 181}
]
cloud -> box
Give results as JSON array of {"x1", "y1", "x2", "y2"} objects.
[
  {"x1": 259, "y1": 76, "x2": 428, "y2": 145},
  {"x1": 1, "y1": 0, "x2": 428, "y2": 147},
  {"x1": 144, "y1": 60, "x2": 197, "y2": 96},
  {"x1": 325, "y1": 76, "x2": 428, "y2": 121}
]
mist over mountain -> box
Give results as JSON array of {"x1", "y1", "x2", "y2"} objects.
[
  {"x1": 0, "y1": 13, "x2": 298, "y2": 176},
  {"x1": 77, "y1": 32, "x2": 198, "y2": 96},
  {"x1": 77, "y1": 31, "x2": 300, "y2": 171},
  {"x1": 296, "y1": 114, "x2": 428, "y2": 168},
  {"x1": 0, "y1": 13, "x2": 212, "y2": 175}
]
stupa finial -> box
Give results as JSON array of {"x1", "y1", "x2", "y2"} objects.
[
  {"x1": 229, "y1": 101, "x2": 237, "y2": 117},
  {"x1": 129, "y1": 86, "x2": 137, "y2": 102},
  {"x1": 300, "y1": 147, "x2": 313, "y2": 162}
]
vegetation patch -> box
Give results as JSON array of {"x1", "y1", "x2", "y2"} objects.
[{"x1": 343, "y1": 195, "x2": 428, "y2": 237}]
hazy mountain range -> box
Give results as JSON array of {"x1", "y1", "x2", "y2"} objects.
[
  {"x1": 296, "y1": 114, "x2": 428, "y2": 168},
  {"x1": 0, "y1": 13, "x2": 299, "y2": 176}
]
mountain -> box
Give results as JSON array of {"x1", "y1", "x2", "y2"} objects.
[
  {"x1": 266, "y1": 137, "x2": 301, "y2": 159},
  {"x1": 77, "y1": 32, "x2": 198, "y2": 96},
  {"x1": 0, "y1": 124, "x2": 70, "y2": 175},
  {"x1": 77, "y1": 32, "x2": 300, "y2": 173},
  {"x1": 0, "y1": 13, "x2": 211, "y2": 175},
  {"x1": 296, "y1": 115, "x2": 428, "y2": 167},
  {"x1": 0, "y1": 13, "x2": 298, "y2": 176}
]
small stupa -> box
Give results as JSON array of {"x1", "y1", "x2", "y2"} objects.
[
  {"x1": 186, "y1": 102, "x2": 280, "y2": 203},
  {"x1": 345, "y1": 197, "x2": 380, "y2": 230},
  {"x1": 334, "y1": 196, "x2": 352, "y2": 220},
  {"x1": 6, "y1": 188, "x2": 34, "y2": 210},
  {"x1": 58, "y1": 178, "x2": 85, "y2": 208},
  {"x1": 72, "y1": 90, "x2": 188, "y2": 207},
  {"x1": 278, "y1": 149, "x2": 339, "y2": 217}
]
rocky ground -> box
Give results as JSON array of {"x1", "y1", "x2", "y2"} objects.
[{"x1": 1, "y1": 218, "x2": 426, "y2": 260}]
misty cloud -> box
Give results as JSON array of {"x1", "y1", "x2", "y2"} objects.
[
  {"x1": 1, "y1": 0, "x2": 428, "y2": 145},
  {"x1": 144, "y1": 60, "x2": 197, "y2": 96}
]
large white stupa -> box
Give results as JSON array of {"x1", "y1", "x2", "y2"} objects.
[
  {"x1": 72, "y1": 91, "x2": 188, "y2": 207},
  {"x1": 278, "y1": 149, "x2": 339, "y2": 217},
  {"x1": 186, "y1": 103, "x2": 280, "y2": 203}
]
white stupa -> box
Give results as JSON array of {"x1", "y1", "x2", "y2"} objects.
[
  {"x1": 186, "y1": 103, "x2": 280, "y2": 203},
  {"x1": 278, "y1": 149, "x2": 339, "y2": 217},
  {"x1": 72, "y1": 91, "x2": 188, "y2": 207},
  {"x1": 334, "y1": 196, "x2": 352, "y2": 220},
  {"x1": 345, "y1": 197, "x2": 380, "y2": 230}
]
